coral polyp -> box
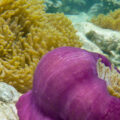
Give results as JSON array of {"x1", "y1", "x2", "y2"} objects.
[{"x1": 16, "y1": 47, "x2": 120, "y2": 120}]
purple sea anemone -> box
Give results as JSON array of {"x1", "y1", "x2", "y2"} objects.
[{"x1": 16, "y1": 47, "x2": 120, "y2": 120}]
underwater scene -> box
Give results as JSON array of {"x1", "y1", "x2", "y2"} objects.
[{"x1": 0, "y1": 0, "x2": 120, "y2": 120}]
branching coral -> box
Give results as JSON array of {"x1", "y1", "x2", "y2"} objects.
[
  {"x1": 0, "y1": 0, "x2": 82, "y2": 93},
  {"x1": 91, "y1": 9, "x2": 120, "y2": 31}
]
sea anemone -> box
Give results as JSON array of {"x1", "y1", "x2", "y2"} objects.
[
  {"x1": 16, "y1": 47, "x2": 120, "y2": 120},
  {"x1": 0, "y1": 0, "x2": 82, "y2": 93}
]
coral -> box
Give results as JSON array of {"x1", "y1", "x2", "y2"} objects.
[
  {"x1": 88, "y1": 3, "x2": 104, "y2": 16},
  {"x1": 16, "y1": 47, "x2": 120, "y2": 120},
  {"x1": 73, "y1": 21, "x2": 120, "y2": 69},
  {"x1": 44, "y1": 0, "x2": 62, "y2": 12},
  {"x1": 58, "y1": 0, "x2": 86, "y2": 14},
  {"x1": 45, "y1": 0, "x2": 120, "y2": 15},
  {"x1": 100, "y1": 0, "x2": 120, "y2": 14},
  {"x1": 86, "y1": 30, "x2": 120, "y2": 68},
  {"x1": 0, "y1": 0, "x2": 82, "y2": 93},
  {"x1": 91, "y1": 9, "x2": 120, "y2": 31},
  {"x1": 45, "y1": 0, "x2": 87, "y2": 14},
  {"x1": 90, "y1": 9, "x2": 120, "y2": 69}
]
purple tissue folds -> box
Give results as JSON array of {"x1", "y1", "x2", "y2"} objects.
[{"x1": 16, "y1": 47, "x2": 120, "y2": 120}]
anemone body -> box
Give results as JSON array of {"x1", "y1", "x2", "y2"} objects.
[{"x1": 16, "y1": 47, "x2": 120, "y2": 120}]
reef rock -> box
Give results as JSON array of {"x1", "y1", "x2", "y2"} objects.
[
  {"x1": 76, "y1": 31, "x2": 103, "y2": 54},
  {"x1": 72, "y1": 21, "x2": 120, "y2": 69},
  {"x1": 44, "y1": 0, "x2": 62, "y2": 12},
  {"x1": 0, "y1": 82, "x2": 21, "y2": 120}
]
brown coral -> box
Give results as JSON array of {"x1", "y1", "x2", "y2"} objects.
[
  {"x1": 91, "y1": 9, "x2": 120, "y2": 31},
  {"x1": 0, "y1": 0, "x2": 82, "y2": 93}
]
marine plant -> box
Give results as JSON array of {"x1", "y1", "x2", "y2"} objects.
[
  {"x1": 0, "y1": 0, "x2": 82, "y2": 93},
  {"x1": 91, "y1": 9, "x2": 120, "y2": 31},
  {"x1": 16, "y1": 47, "x2": 120, "y2": 120}
]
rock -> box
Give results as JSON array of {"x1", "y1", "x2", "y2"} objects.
[
  {"x1": 0, "y1": 82, "x2": 21, "y2": 120},
  {"x1": 72, "y1": 21, "x2": 120, "y2": 69},
  {"x1": 76, "y1": 32, "x2": 104, "y2": 54},
  {"x1": 44, "y1": 0, "x2": 62, "y2": 12},
  {"x1": 88, "y1": 3, "x2": 104, "y2": 16}
]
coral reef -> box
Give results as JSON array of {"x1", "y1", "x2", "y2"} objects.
[
  {"x1": 0, "y1": 82, "x2": 21, "y2": 120},
  {"x1": 45, "y1": 0, "x2": 120, "y2": 15},
  {"x1": 58, "y1": 0, "x2": 86, "y2": 14},
  {"x1": 73, "y1": 21, "x2": 120, "y2": 69},
  {"x1": 44, "y1": 0, "x2": 62, "y2": 13},
  {"x1": 77, "y1": 32, "x2": 104, "y2": 54},
  {"x1": 45, "y1": 0, "x2": 87, "y2": 14},
  {"x1": 100, "y1": 0, "x2": 120, "y2": 14},
  {"x1": 87, "y1": 3, "x2": 104, "y2": 16},
  {"x1": 0, "y1": 0, "x2": 82, "y2": 93},
  {"x1": 91, "y1": 9, "x2": 120, "y2": 31},
  {"x1": 16, "y1": 47, "x2": 120, "y2": 120}
]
